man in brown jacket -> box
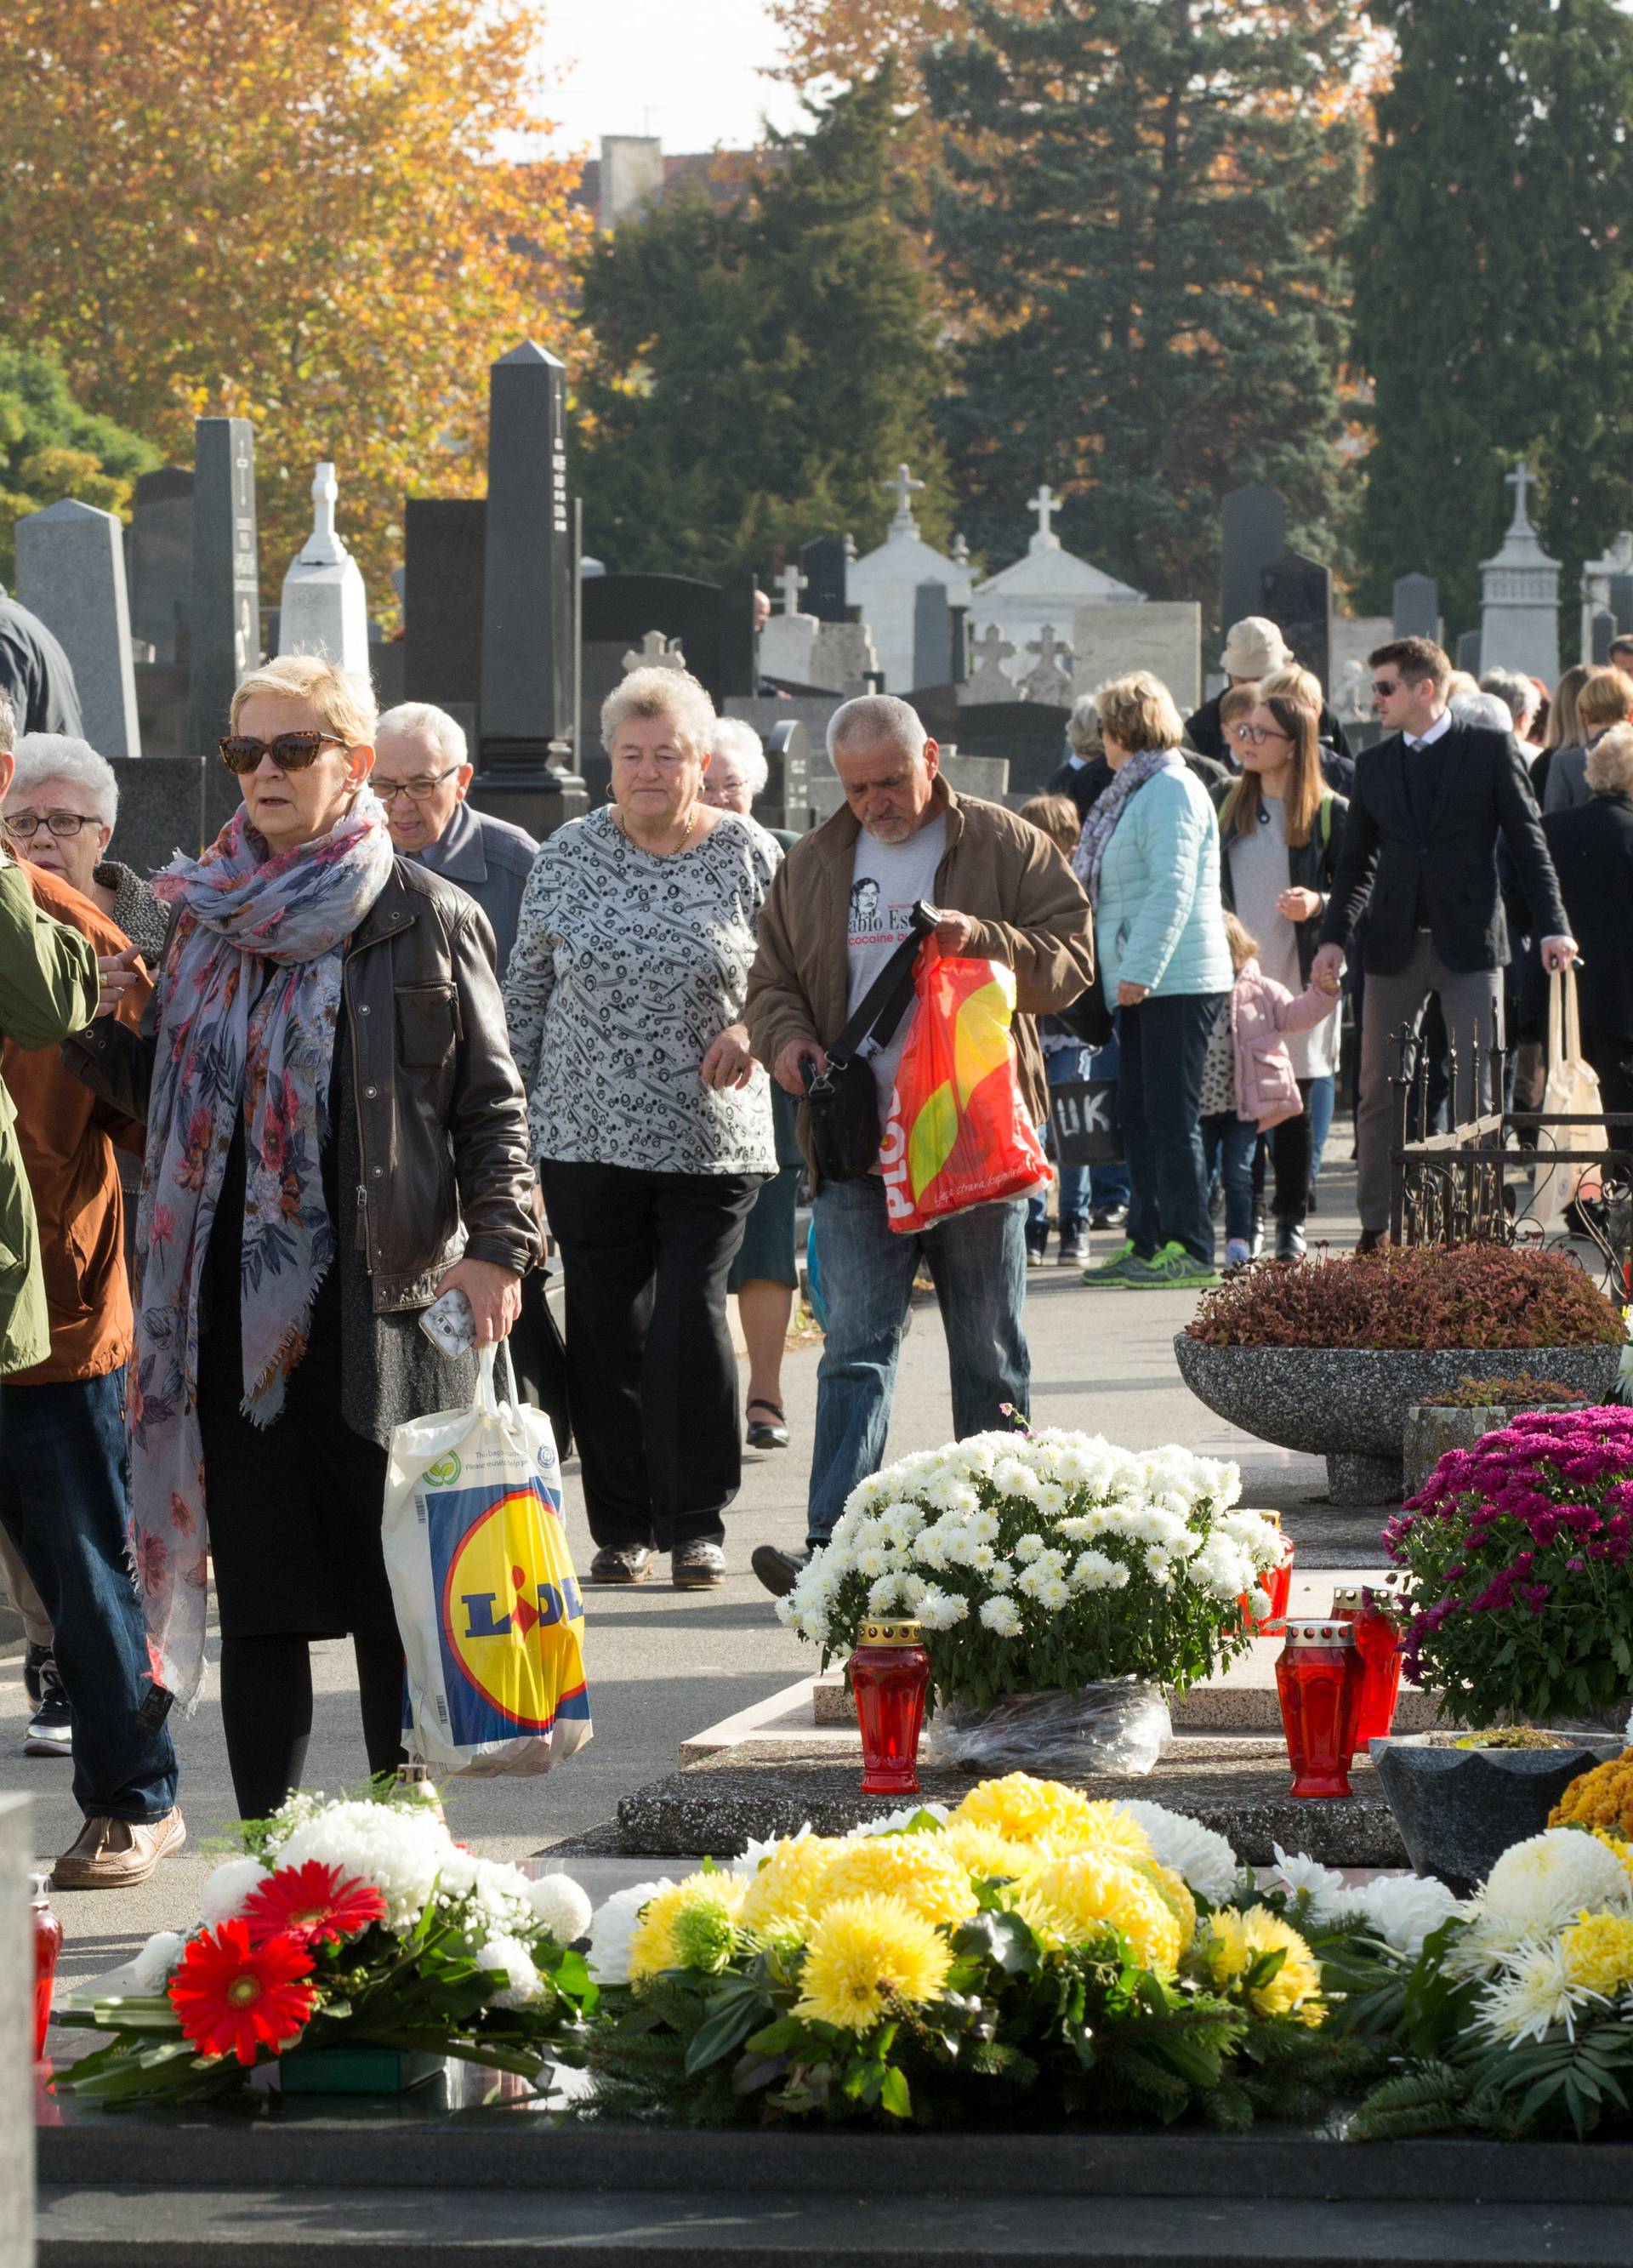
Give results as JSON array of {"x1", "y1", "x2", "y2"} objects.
[
  {"x1": 745, "y1": 694, "x2": 1095, "y2": 1594},
  {"x1": 0, "y1": 851, "x2": 183, "y2": 1887}
]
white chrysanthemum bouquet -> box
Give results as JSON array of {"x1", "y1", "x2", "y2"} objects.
[{"x1": 779, "y1": 1429, "x2": 1283, "y2": 1710}]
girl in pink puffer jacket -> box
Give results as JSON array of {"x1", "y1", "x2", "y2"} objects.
[{"x1": 1199, "y1": 914, "x2": 1341, "y2": 1268}]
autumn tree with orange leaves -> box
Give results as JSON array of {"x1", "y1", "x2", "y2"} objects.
[{"x1": 0, "y1": 0, "x2": 585, "y2": 615}]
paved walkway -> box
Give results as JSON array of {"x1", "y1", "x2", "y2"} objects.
[{"x1": 7, "y1": 1162, "x2": 1376, "y2": 1989}]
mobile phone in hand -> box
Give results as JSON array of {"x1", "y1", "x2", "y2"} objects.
[{"x1": 420, "y1": 1287, "x2": 476, "y2": 1357}]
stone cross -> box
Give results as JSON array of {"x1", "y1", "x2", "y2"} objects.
[
  {"x1": 1019, "y1": 623, "x2": 1075, "y2": 705},
  {"x1": 1505, "y1": 459, "x2": 1536, "y2": 532},
  {"x1": 623, "y1": 630, "x2": 686, "y2": 673},
  {"x1": 777, "y1": 562, "x2": 808, "y2": 617},
  {"x1": 1029, "y1": 483, "x2": 1060, "y2": 544},
  {"x1": 951, "y1": 533, "x2": 970, "y2": 565},
  {"x1": 961, "y1": 622, "x2": 1019, "y2": 704},
  {"x1": 883, "y1": 462, "x2": 925, "y2": 531}
]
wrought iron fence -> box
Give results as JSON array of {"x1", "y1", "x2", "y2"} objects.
[{"x1": 1386, "y1": 1023, "x2": 1633, "y2": 1296}]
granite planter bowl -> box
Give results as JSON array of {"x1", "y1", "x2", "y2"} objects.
[
  {"x1": 1368, "y1": 1736, "x2": 1625, "y2": 1899},
  {"x1": 1171, "y1": 1338, "x2": 1622, "y2": 1505},
  {"x1": 1403, "y1": 1402, "x2": 1587, "y2": 1500}
]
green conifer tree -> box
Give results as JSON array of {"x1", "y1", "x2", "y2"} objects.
[
  {"x1": 0, "y1": 344, "x2": 156, "y2": 588},
  {"x1": 574, "y1": 71, "x2": 950, "y2": 578},
  {"x1": 923, "y1": 0, "x2": 1361, "y2": 602}
]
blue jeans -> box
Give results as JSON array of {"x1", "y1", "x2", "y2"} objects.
[
  {"x1": 807, "y1": 1178, "x2": 1030, "y2": 1545},
  {"x1": 1118, "y1": 992, "x2": 1224, "y2": 1268},
  {"x1": 1028, "y1": 1045, "x2": 1092, "y2": 1246},
  {"x1": 0, "y1": 1369, "x2": 178, "y2": 1822},
  {"x1": 1085, "y1": 1029, "x2": 1131, "y2": 1210},
  {"x1": 1201, "y1": 1113, "x2": 1258, "y2": 1244},
  {"x1": 1307, "y1": 1074, "x2": 1334, "y2": 1180}
]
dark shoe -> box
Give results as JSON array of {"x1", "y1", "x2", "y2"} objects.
[
  {"x1": 1275, "y1": 1222, "x2": 1307, "y2": 1262},
  {"x1": 1057, "y1": 1228, "x2": 1088, "y2": 1267},
  {"x1": 53, "y1": 1807, "x2": 186, "y2": 1890},
  {"x1": 24, "y1": 1657, "x2": 71, "y2": 1758},
  {"x1": 671, "y1": 1541, "x2": 726, "y2": 1589},
  {"x1": 1089, "y1": 1203, "x2": 1127, "y2": 1232},
  {"x1": 752, "y1": 1543, "x2": 810, "y2": 1598},
  {"x1": 1306, "y1": 1181, "x2": 1319, "y2": 1215},
  {"x1": 746, "y1": 1399, "x2": 789, "y2": 1450},
  {"x1": 587, "y1": 1546, "x2": 653, "y2": 1585},
  {"x1": 23, "y1": 1639, "x2": 48, "y2": 1708},
  {"x1": 1355, "y1": 1228, "x2": 1387, "y2": 1256}
]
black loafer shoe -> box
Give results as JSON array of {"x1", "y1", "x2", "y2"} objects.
[
  {"x1": 746, "y1": 1399, "x2": 789, "y2": 1450},
  {"x1": 751, "y1": 1543, "x2": 810, "y2": 1598},
  {"x1": 588, "y1": 1546, "x2": 653, "y2": 1585}
]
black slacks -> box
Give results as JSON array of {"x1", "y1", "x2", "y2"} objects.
[{"x1": 539, "y1": 1160, "x2": 762, "y2": 1552}]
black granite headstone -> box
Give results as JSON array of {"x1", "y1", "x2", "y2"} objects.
[
  {"x1": 919, "y1": 695, "x2": 1072, "y2": 796},
  {"x1": 1220, "y1": 485, "x2": 1285, "y2": 639},
  {"x1": 190, "y1": 418, "x2": 259, "y2": 834},
  {"x1": 581, "y1": 573, "x2": 732, "y2": 699},
  {"x1": 799, "y1": 538, "x2": 851, "y2": 624},
  {"x1": 913, "y1": 582, "x2": 953, "y2": 692},
  {"x1": 128, "y1": 467, "x2": 193, "y2": 666},
  {"x1": 403, "y1": 498, "x2": 486, "y2": 714},
  {"x1": 760, "y1": 718, "x2": 811, "y2": 833},
  {"x1": 1260, "y1": 548, "x2": 1332, "y2": 694},
  {"x1": 720, "y1": 567, "x2": 758, "y2": 699},
  {"x1": 1391, "y1": 572, "x2": 1439, "y2": 641},
  {"x1": 107, "y1": 755, "x2": 208, "y2": 874},
  {"x1": 1608, "y1": 574, "x2": 1633, "y2": 635}
]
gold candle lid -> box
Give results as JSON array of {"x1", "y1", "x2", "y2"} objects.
[
  {"x1": 1285, "y1": 1618, "x2": 1357, "y2": 1646},
  {"x1": 857, "y1": 1617, "x2": 925, "y2": 1646}
]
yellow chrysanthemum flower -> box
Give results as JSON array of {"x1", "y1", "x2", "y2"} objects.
[
  {"x1": 1207, "y1": 1906, "x2": 1323, "y2": 2022},
  {"x1": 794, "y1": 1894, "x2": 953, "y2": 2033},
  {"x1": 952, "y1": 1775, "x2": 1152, "y2": 1861},
  {"x1": 1562, "y1": 1908, "x2": 1633, "y2": 1997},
  {"x1": 1588, "y1": 1828, "x2": 1633, "y2": 1892},
  {"x1": 819, "y1": 1834, "x2": 980, "y2": 1927},
  {"x1": 939, "y1": 1820, "x2": 1033, "y2": 1884},
  {"x1": 1141, "y1": 1860, "x2": 1198, "y2": 1952},
  {"x1": 628, "y1": 1871, "x2": 747, "y2": 1982},
  {"x1": 738, "y1": 1836, "x2": 846, "y2": 1940},
  {"x1": 1015, "y1": 1848, "x2": 1184, "y2": 1973}
]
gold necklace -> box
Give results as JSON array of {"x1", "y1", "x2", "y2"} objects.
[{"x1": 616, "y1": 803, "x2": 697, "y2": 855}]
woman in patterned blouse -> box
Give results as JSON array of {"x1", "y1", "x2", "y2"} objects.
[{"x1": 504, "y1": 668, "x2": 778, "y2": 1591}]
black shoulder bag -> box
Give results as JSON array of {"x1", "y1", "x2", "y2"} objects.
[{"x1": 799, "y1": 900, "x2": 937, "y2": 1182}]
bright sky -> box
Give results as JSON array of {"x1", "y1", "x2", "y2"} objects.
[{"x1": 531, "y1": 0, "x2": 807, "y2": 158}]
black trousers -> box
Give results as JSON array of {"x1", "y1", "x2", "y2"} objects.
[
  {"x1": 539, "y1": 1160, "x2": 762, "y2": 1552},
  {"x1": 1582, "y1": 1025, "x2": 1633, "y2": 1120}
]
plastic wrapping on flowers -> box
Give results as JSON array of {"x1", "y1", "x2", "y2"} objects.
[
  {"x1": 925, "y1": 1679, "x2": 1173, "y2": 1775},
  {"x1": 778, "y1": 1430, "x2": 1279, "y2": 1739}
]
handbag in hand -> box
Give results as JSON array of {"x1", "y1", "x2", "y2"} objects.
[{"x1": 799, "y1": 900, "x2": 937, "y2": 1182}]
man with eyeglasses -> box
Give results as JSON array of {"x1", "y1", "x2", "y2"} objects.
[
  {"x1": 1312, "y1": 636, "x2": 1575, "y2": 1251},
  {"x1": 373, "y1": 704, "x2": 538, "y2": 978}
]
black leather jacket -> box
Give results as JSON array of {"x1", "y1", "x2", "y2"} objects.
[{"x1": 65, "y1": 858, "x2": 539, "y2": 1311}]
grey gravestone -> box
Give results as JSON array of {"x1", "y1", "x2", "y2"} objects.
[
  {"x1": 190, "y1": 417, "x2": 259, "y2": 835},
  {"x1": 404, "y1": 497, "x2": 485, "y2": 714},
  {"x1": 1609, "y1": 574, "x2": 1633, "y2": 635},
  {"x1": 1017, "y1": 624, "x2": 1075, "y2": 705},
  {"x1": 14, "y1": 498, "x2": 142, "y2": 758},
  {"x1": 1590, "y1": 607, "x2": 1615, "y2": 664},
  {"x1": 1219, "y1": 484, "x2": 1285, "y2": 638},
  {"x1": 799, "y1": 537, "x2": 851, "y2": 624},
  {"x1": 913, "y1": 581, "x2": 952, "y2": 691},
  {"x1": 760, "y1": 718, "x2": 811, "y2": 833},
  {"x1": 128, "y1": 466, "x2": 193, "y2": 664},
  {"x1": 1392, "y1": 572, "x2": 1439, "y2": 641},
  {"x1": 478, "y1": 342, "x2": 584, "y2": 837},
  {"x1": 1261, "y1": 549, "x2": 1332, "y2": 693},
  {"x1": 1071, "y1": 601, "x2": 1202, "y2": 713},
  {"x1": 960, "y1": 623, "x2": 1018, "y2": 704},
  {"x1": 1456, "y1": 628, "x2": 1482, "y2": 674},
  {"x1": 808, "y1": 618, "x2": 877, "y2": 694}
]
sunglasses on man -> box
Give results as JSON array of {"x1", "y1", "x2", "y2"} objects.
[{"x1": 218, "y1": 732, "x2": 347, "y2": 775}]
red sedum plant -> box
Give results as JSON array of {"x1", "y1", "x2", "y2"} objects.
[{"x1": 1186, "y1": 1245, "x2": 1624, "y2": 1353}]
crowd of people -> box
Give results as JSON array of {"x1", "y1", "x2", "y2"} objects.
[{"x1": 2, "y1": 596, "x2": 1624, "y2": 1890}]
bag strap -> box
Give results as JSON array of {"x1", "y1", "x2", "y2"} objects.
[
  {"x1": 830, "y1": 902, "x2": 936, "y2": 1062},
  {"x1": 1562, "y1": 960, "x2": 1584, "y2": 1063},
  {"x1": 477, "y1": 1339, "x2": 521, "y2": 1417},
  {"x1": 1547, "y1": 966, "x2": 1565, "y2": 1068}
]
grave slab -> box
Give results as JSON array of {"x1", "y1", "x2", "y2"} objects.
[{"x1": 15, "y1": 498, "x2": 142, "y2": 759}]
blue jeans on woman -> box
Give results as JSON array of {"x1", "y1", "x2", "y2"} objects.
[{"x1": 1118, "y1": 992, "x2": 1225, "y2": 1268}]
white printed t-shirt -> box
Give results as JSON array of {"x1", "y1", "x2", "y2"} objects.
[{"x1": 846, "y1": 812, "x2": 947, "y2": 1114}]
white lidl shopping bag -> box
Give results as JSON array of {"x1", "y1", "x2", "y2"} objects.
[{"x1": 384, "y1": 1345, "x2": 591, "y2": 1777}]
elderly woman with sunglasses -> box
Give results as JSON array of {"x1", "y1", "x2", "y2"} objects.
[{"x1": 67, "y1": 655, "x2": 538, "y2": 1821}]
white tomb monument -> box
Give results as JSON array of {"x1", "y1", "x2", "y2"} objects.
[
  {"x1": 1479, "y1": 460, "x2": 1561, "y2": 686},
  {"x1": 1579, "y1": 529, "x2": 1633, "y2": 664},
  {"x1": 758, "y1": 562, "x2": 820, "y2": 686},
  {"x1": 277, "y1": 462, "x2": 369, "y2": 674},
  {"x1": 968, "y1": 485, "x2": 1141, "y2": 695},
  {"x1": 846, "y1": 464, "x2": 975, "y2": 692}
]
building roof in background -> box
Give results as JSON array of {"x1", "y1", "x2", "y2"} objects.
[{"x1": 569, "y1": 136, "x2": 774, "y2": 230}]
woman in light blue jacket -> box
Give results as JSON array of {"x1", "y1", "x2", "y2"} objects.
[{"x1": 1072, "y1": 672, "x2": 1232, "y2": 1290}]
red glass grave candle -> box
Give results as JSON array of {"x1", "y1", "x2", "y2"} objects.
[
  {"x1": 848, "y1": 1617, "x2": 931, "y2": 1795},
  {"x1": 1275, "y1": 1618, "x2": 1366, "y2": 1798},
  {"x1": 1331, "y1": 1586, "x2": 1404, "y2": 1745},
  {"x1": 1239, "y1": 1519, "x2": 1294, "y2": 1635},
  {"x1": 31, "y1": 1872, "x2": 61, "y2": 2062}
]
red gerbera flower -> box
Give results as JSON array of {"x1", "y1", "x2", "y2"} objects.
[
  {"x1": 168, "y1": 1921, "x2": 317, "y2": 2065},
  {"x1": 241, "y1": 1861, "x2": 387, "y2": 1950}
]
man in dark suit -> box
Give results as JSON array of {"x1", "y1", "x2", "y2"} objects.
[{"x1": 1312, "y1": 636, "x2": 1576, "y2": 1247}]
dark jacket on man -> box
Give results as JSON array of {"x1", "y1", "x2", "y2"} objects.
[
  {"x1": 1186, "y1": 691, "x2": 1351, "y2": 767},
  {"x1": 409, "y1": 799, "x2": 539, "y2": 981},
  {"x1": 0, "y1": 590, "x2": 83, "y2": 737},
  {"x1": 1537, "y1": 794, "x2": 1633, "y2": 1041},
  {"x1": 1317, "y1": 721, "x2": 1568, "y2": 977},
  {"x1": 1047, "y1": 746, "x2": 1231, "y2": 823}
]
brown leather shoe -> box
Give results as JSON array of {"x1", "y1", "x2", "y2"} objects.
[
  {"x1": 587, "y1": 1546, "x2": 652, "y2": 1585},
  {"x1": 52, "y1": 1808, "x2": 186, "y2": 1890}
]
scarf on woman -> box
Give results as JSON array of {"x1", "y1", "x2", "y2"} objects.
[
  {"x1": 129, "y1": 789, "x2": 395, "y2": 1706},
  {"x1": 1071, "y1": 747, "x2": 1185, "y2": 906}
]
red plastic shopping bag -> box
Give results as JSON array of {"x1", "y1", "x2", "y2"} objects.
[{"x1": 879, "y1": 944, "x2": 1047, "y2": 1233}]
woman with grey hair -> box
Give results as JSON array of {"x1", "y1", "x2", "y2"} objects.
[
  {"x1": 3, "y1": 735, "x2": 167, "y2": 960},
  {"x1": 504, "y1": 667, "x2": 779, "y2": 1587}
]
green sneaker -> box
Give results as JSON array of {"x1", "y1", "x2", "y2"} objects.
[
  {"x1": 1079, "y1": 1239, "x2": 1137, "y2": 1288},
  {"x1": 1122, "y1": 1241, "x2": 1220, "y2": 1291}
]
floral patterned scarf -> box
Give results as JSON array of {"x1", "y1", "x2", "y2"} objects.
[
  {"x1": 129, "y1": 790, "x2": 395, "y2": 1706},
  {"x1": 1071, "y1": 746, "x2": 1185, "y2": 906}
]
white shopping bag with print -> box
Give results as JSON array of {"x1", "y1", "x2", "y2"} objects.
[{"x1": 383, "y1": 1344, "x2": 591, "y2": 1777}]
